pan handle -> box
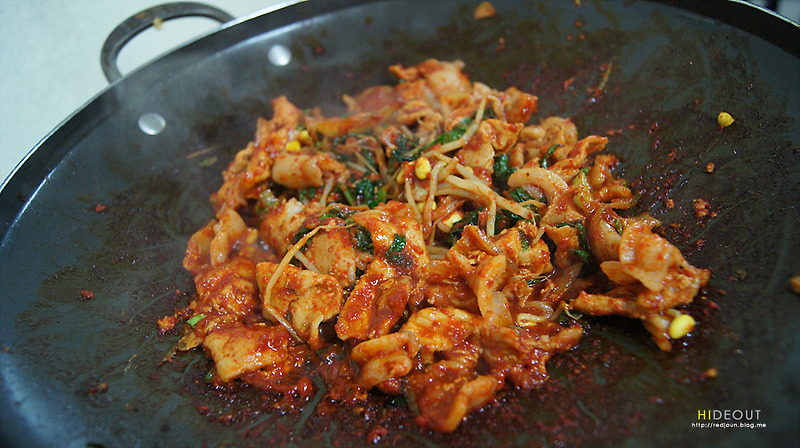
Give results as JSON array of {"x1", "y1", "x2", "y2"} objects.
[{"x1": 100, "y1": 2, "x2": 234, "y2": 83}]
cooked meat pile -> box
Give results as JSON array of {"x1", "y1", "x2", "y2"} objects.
[{"x1": 159, "y1": 59, "x2": 709, "y2": 432}]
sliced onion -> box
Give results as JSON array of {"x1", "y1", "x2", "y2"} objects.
[{"x1": 586, "y1": 207, "x2": 622, "y2": 262}]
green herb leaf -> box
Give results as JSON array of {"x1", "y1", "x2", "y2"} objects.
[
  {"x1": 508, "y1": 188, "x2": 542, "y2": 223},
  {"x1": 385, "y1": 234, "x2": 407, "y2": 264},
  {"x1": 352, "y1": 225, "x2": 374, "y2": 254},
  {"x1": 318, "y1": 206, "x2": 355, "y2": 222},
  {"x1": 350, "y1": 178, "x2": 385, "y2": 208},
  {"x1": 570, "y1": 248, "x2": 593, "y2": 266},
  {"x1": 291, "y1": 226, "x2": 314, "y2": 247},
  {"x1": 390, "y1": 134, "x2": 422, "y2": 163},
  {"x1": 429, "y1": 118, "x2": 470, "y2": 147},
  {"x1": 510, "y1": 187, "x2": 536, "y2": 204},
  {"x1": 387, "y1": 234, "x2": 406, "y2": 254},
  {"x1": 539, "y1": 144, "x2": 560, "y2": 169},
  {"x1": 391, "y1": 118, "x2": 471, "y2": 164},
  {"x1": 556, "y1": 220, "x2": 597, "y2": 272},
  {"x1": 519, "y1": 229, "x2": 530, "y2": 250},
  {"x1": 297, "y1": 187, "x2": 317, "y2": 203},
  {"x1": 492, "y1": 153, "x2": 516, "y2": 188}
]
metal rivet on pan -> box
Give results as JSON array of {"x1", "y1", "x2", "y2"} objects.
[
  {"x1": 138, "y1": 112, "x2": 166, "y2": 135},
  {"x1": 268, "y1": 44, "x2": 292, "y2": 66}
]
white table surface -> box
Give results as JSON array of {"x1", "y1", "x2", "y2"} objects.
[
  {"x1": 0, "y1": 0, "x2": 797, "y2": 187},
  {"x1": 0, "y1": 0, "x2": 285, "y2": 186}
]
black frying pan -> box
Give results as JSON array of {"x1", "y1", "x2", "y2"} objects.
[{"x1": 1, "y1": 1, "x2": 798, "y2": 447}]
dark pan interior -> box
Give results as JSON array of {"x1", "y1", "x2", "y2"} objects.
[{"x1": 1, "y1": 1, "x2": 798, "y2": 447}]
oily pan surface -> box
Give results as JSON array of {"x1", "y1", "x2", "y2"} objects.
[{"x1": 1, "y1": 1, "x2": 798, "y2": 447}]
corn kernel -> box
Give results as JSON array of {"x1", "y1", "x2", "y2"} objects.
[
  {"x1": 515, "y1": 313, "x2": 548, "y2": 327},
  {"x1": 474, "y1": 1, "x2": 497, "y2": 20},
  {"x1": 717, "y1": 111, "x2": 734, "y2": 128},
  {"x1": 790, "y1": 274, "x2": 800, "y2": 294},
  {"x1": 441, "y1": 211, "x2": 464, "y2": 231},
  {"x1": 298, "y1": 129, "x2": 312, "y2": 145},
  {"x1": 285, "y1": 140, "x2": 301, "y2": 152},
  {"x1": 668, "y1": 313, "x2": 696, "y2": 339},
  {"x1": 415, "y1": 157, "x2": 432, "y2": 180},
  {"x1": 245, "y1": 229, "x2": 259, "y2": 244},
  {"x1": 415, "y1": 200, "x2": 436, "y2": 213}
]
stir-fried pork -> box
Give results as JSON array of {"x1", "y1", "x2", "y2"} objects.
[{"x1": 162, "y1": 58, "x2": 710, "y2": 433}]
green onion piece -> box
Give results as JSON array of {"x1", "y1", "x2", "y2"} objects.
[
  {"x1": 198, "y1": 156, "x2": 218, "y2": 168},
  {"x1": 527, "y1": 276, "x2": 547, "y2": 286},
  {"x1": 187, "y1": 314, "x2": 206, "y2": 328},
  {"x1": 255, "y1": 189, "x2": 279, "y2": 216},
  {"x1": 612, "y1": 217, "x2": 624, "y2": 234},
  {"x1": 340, "y1": 186, "x2": 357, "y2": 206},
  {"x1": 361, "y1": 148, "x2": 378, "y2": 172},
  {"x1": 571, "y1": 170, "x2": 594, "y2": 213}
]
